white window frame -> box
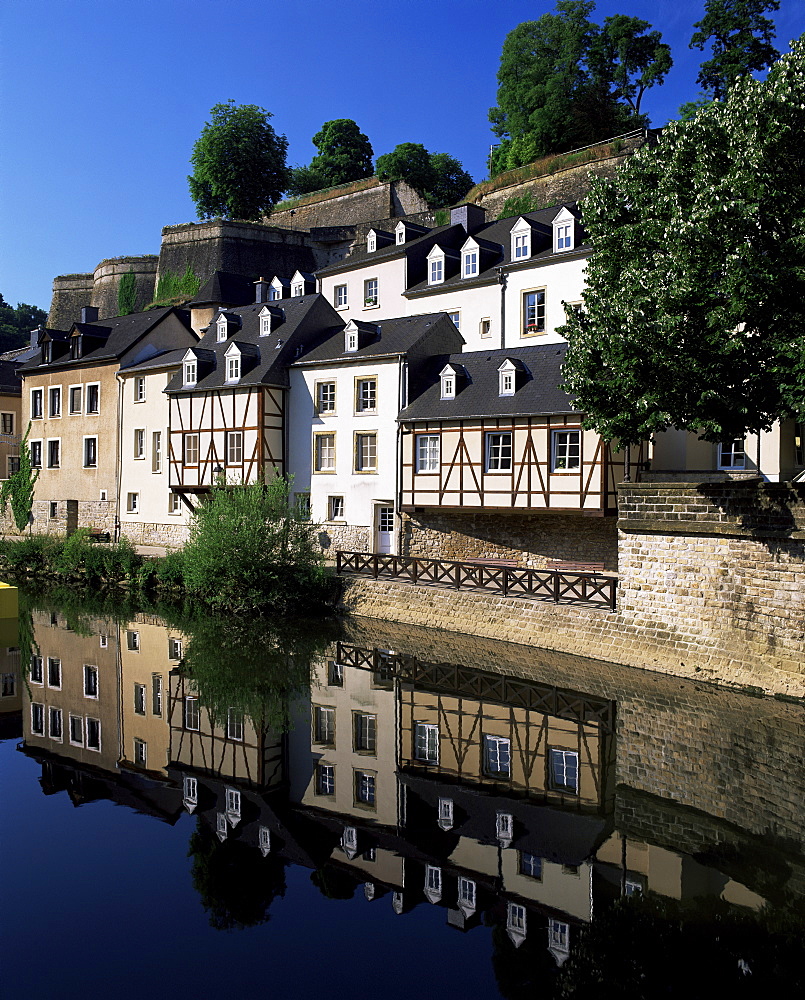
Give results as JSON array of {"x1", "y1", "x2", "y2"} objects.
[
  {"x1": 227, "y1": 708, "x2": 244, "y2": 742},
  {"x1": 152, "y1": 431, "x2": 162, "y2": 473},
  {"x1": 555, "y1": 222, "x2": 573, "y2": 252},
  {"x1": 183, "y1": 360, "x2": 197, "y2": 386},
  {"x1": 48, "y1": 386, "x2": 61, "y2": 418},
  {"x1": 83, "y1": 435, "x2": 98, "y2": 468},
  {"x1": 314, "y1": 432, "x2": 336, "y2": 473},
  {"x1": 313, "y1": 705, "x2": 335, "y2": 745},
  {"x1": 226, "y1": 355, "x2": 240, "y2": 382},
  {"x1": 134, "y1": 428, "x2": 145, "y2": 460},
  {"x1": 30, "y1": 655, "x2": 44, "y2": 685},
  {"x1": 184, "y1": 696, "x2": 200, "y2": 731},
  {"x1": 216, "y1": 315, "x2": 228, "y2": 342},
  {"x1": 134, "y1": 738, "x2": 147, "y2": 766},
  {"x1": 415, "y1": 434, "x2": 439, "y2": 473},
  {"x1": 523, "y1": 288, "x2": 546, "y2": 336},
  {"x1": 463, "y1": 250, "x2": 478, "y2": 277},
  {"x1": 127, "y1": 492, "x2": 139, "y2": 514},
  {"x1": 483, "y1": 734, "x2": 511, "y2": 777},
  {"x1": 31, "y1": 702, "x2": 45, "y2": 735},
  {"x1": 134, "y1": 683, "x2": 146, "y2": 715},
  {"x1": 29, "y1": 439, "x2": 42, "y2": 469},
  {"x1": 84, "y1": 664, "x2": 98, "y2": 699},
  {"x1": 354, "y1": 769, "x2": 376, "y2": 806},
  {"x1": 85, "y1": 382, "x2": 100, "y2": 414},
  {"x1": 183, "y1": 433, "x2": 199, "y2": 466},
  {"x1": 718, "y1": 439, "x2": 746, "y2": 470},
  {"x1": 552, "y1": 430, "x2": 581, "y2": 471},
  {"x1": 334, "y1": 284, "x2": 348, "y2": 309},
  {"x1": 345, "y1": 330, "x2": 358, "y2": 352},
  {"x1": 355, "y1": 377, "x2": 377, "y2": 413},
  {"x1": 85, "y1": 717, "x2": 101, "y2": 751},
  {"x1": 225, "y1": 430, "x2": 243, "y2": 465},
  {"x1": 317, "y1": 763, "x2": 335, "y2": 795},
  {"x1": 549, "y1": 747, "x2": 579, "y2": 794},
  {"x1": 68, "y1": 385, "x2": 83, "y2": 415},
  {"x1": 485, "y1": 431, "x2": 512, "y2": 472},
  {"x1": 49, "y1": 706, "x2": 63, "y2": 741},
  {"x1": 316, "y1": 381, "x2": 336, "y2": 414},
  {"x1": 354, "y1": 432, "x2": 377, "y2": 473},
  {"x1": 134, "y1": 376, "x2": 146, "y2": 402},
  {"x1": 127, "y1": 630, "x2": 140, "y2": 651},
  {"x1": 30, "y1": 387, "x2": 43, "y2": 420},
  {"x1": 363, "y1": 277, "x2": 378, "y2": 307},
  {"x1": 46, "y1": 438, "x2": 60, "y2": 469},
  {"x1": 414, "y1": 722, "x2": 439, "y2": 764},
  {"x1": 448, "y1": 311, "x2": 460, "y2": 331},
  {"x1": 69, "y1": 714, "x2": 84, "y2": 747},
  {"x1": 367, "y1": 233, "x2": 376, "y2": 253},
  {"x1": 328, "y1": 495, "x2": 344, "y2": 520},
  {"x1": 47, "y1": 657, "x2": 61, "y2": 689}
]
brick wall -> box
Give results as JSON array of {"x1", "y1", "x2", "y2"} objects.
[{"x1": 402, "y1": 510, "x2": 618, "y2": 570}]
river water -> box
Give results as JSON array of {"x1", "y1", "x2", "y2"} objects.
[{"x1": 2, "y1": 589, "x2": 804, "y2": 998}]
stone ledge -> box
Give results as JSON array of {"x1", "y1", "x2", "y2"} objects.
[{"x1": 618, "y1": 518, "x2": 805, "y2": 540}]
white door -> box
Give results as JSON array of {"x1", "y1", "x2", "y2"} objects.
[{"x1": 376, "y1": 506, "x2": 394, "y2": 554}]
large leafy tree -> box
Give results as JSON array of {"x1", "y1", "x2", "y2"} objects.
[
  {"x1": 188, "y1": 101, "x2": 289, "y2": 220},
  {"x1": 287, "y1": 118, "x2": 374, "y2": 195},
  {"x1": 375, "y1": 143, "x2": 473, "y2": 207},
  {"x1": 560, "y1": 39, "x2": 805, "y2": 447},
  {"x1": 489, "y1": 1, "x2": 671, "y2": 174},
  {"x1": 0, "y1": 294, "x2": 47, "y2": 353},
  {"x1": 690, "y1": 0, "x2": 780, "y2": 101}
]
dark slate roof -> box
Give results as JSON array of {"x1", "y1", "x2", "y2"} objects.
[
  {"x1": 165, "y1": 294, "x2": 342, "y2": 393},
  {"x1": 18, "y1": 307, "x2": 192, "y2": 373},
  {"x1": 317, "y1": 222, "x2": 465, "y2": 274},
  {"x1": 0, "y1": 359, "x2": 21, "y2": 394},
  {"x1": 190, "y1": 271, "x2": 257, "y2": 308},
  {"x1": 119, "y1": 348, "x2": 189, "y2": 374},
  {"x1": 398, "y1": 344, "x2": 576, "y2": 421},
  {"x1": 291, "y1": 312, "x2": 461, "y2": 366}
]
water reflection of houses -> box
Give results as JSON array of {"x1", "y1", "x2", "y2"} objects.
[{"x1": 0, "y1": 641, "x2": 22, "y2": 740}]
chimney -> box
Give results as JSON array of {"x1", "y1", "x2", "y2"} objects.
[
  {"x1": 254, "y1": 276, "x2": 270, "y2": 304},
  {"x1": 450, "y1": 203, "x2": 486, "y2": 234},
  {"x1": 81, "y1": 305, "x2": 99, "y2": 324},
  {"x1": 30, "y1": 326, "x2": 42, "y2": 350}
]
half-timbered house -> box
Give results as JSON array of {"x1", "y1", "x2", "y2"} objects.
[
  {"x1": 166, "y1": 293, "x2": 341, "y2": 505},
  {"x1": 398, "y1": 345, "x2": 641, "y2": 570}
]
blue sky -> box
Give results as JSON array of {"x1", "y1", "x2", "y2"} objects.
[{"x1": 2, "y1": 0, "x2": 804, "y2": 312}]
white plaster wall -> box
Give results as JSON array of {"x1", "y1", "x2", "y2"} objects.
[
  {"x1": 288, "y1": 356, "x2": 401, "y2": 552},
  {"x1": 503, "y1": 253, "x2": 588, "y2": 348},
  {"x1": 319, "y1": 257, "x2": 407, "y2": 324}
]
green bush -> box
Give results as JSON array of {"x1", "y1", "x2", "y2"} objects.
[
  {"x1": 0, "y1": 535, "x2": 59, "y2": 573},
  {"x1": 497, "y1": 192, "x2": 545, "y2": 219},
  {"x1": 154, "y1": 549, "x2": 185, "y2": 587},
  {"x1": 153, "y1": 265, "x2": 200, "y2": 304}
]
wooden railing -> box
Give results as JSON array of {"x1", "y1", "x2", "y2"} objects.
[{"x1": 335, "y1": 551, "x2": 617, "y2": 610}]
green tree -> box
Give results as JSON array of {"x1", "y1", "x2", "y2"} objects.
[
  {"x1": 375, "y1": 143, "x2": 473, "y2": 207},
  {"x1": 117, "y1": 270, "x2": 137, "y2": 316},
  {"x1": 287, "y1": 118, "x2": 374, "y2": 195},
  {"x1": 188, "y1": 100, "x2": 289, "y2": 220},
  {"x1": 0, "y1": 294, "x2": 47, "y2": 353},
  {"x1": 180, "y1": 475, "x2": 327, "y2": 612},
  {"x1": 489, "y1": 2, "x2": 671, "y2": 173},
  {"x1": 691, "y1": 0, "x2": 780, "y2": 101},
  {"x1": 560, "y1": 39, "x2": 805, "y2": 447},
  {"x1": 0, "y1": 426, "x2": 40, "y2": 533}
]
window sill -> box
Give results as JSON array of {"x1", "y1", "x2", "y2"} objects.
[
  {"x1": 353, "y1": 469, "x2": 378, "y2": 475},
  {"x1": 362, "y1": 303, "x2": 380, "y2": 310},
  {"x1": 313, "y1": 469, "x2": 337, "y2": 475},
  {"x1": 521, "y1": 330, "x2": 546, "y2": 338},
  {"x1": 335, "y1": 304, "x2": 349, "y2": 312},
  {"x1": 551, "y1": 469, "x2": 581, "y2": 475}
]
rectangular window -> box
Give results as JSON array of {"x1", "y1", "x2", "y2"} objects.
[
  {"x1": 485, "y1": 432, "x2": 512, "y2": 472},
  {"x1": 127, "y1": 493, "x2": 139, "y2": 513},
  {"x1": 514, "y1": 233, "x2": 529, "y2": 259},
  {"x1": 83, "y1": 383, "x2": 99, "y2": 414},
  {"x1": 30, "y1": 440, "x2": 42, "y2": 468},
  {"x1": 31, "y1": 702, "x2": 45, "y2": 735},
  {"x1": 556, "y1": 223, "x2": 573, "y2": 250},
  {"x1": 68, "y1": 386, "x2": 82, "y2": 414},
  {"x1": 134, "y1": 377, "x2": 146, "y2": 402},
  {"x1": 316, "y1": 763, "x2": 335, "y2": 795},
  {"x1": 30, "y1": 655, "x2": 43, "y2": 685},
  {"x1": 47, "y1": 439, "x2": 60, "y2": 468},
  {"x1": 328, "y1": 661, "x2": 343, "y2": 687},
  {"x1": 520, "y1": 852, "x2": 543, "y2": 879},
  {"x1": 169, "y1": 493, "x2": 182, "y2": 514},
  {"x1": 426, "y1": 865, "x2": 442, "y2": 894},
  {"x1": 31, "y1": 388, "x2": 43, "y2": 419},
  {"x1": 226, "y1": 356, "x2": 240, "y2": 381},
  {"x1": 549, "y1": 748, "x2": 579, "y2": 793},
  {"x1": 47, "y1": 657, "x2": 61, "y2": 689},
  {"x1": 0, "y1": 413, "x2": 13, "y2": 435},
  {"x1": 134, "y1": 683, "x2": 146, "y2": 715},
  {"x1": 68, "y1": 715, "x2": 84, "y2": 746},
  {"x1": 226, "y1": 431, "x2": 243, "y2": 465},
  {"x1": 84, "y1": 664, "x2": 98, "y2": 698},
  {"x1": 134, "y1": 428, "x2": 145, "y2": 459},
  {"x1": 364, "y1": 278, "x2": 378, "y2": 306},
  {"x1": 553, "y1": 430, "x2": 581, "y2": 471},
  {"x1": 152, "y1": 431, "x2": 162, "y2": 473},
  {"x1": 49, "y1": 387, "x2": 61, "y2": 417},
  {"x1": 523, "y1": 289, "x2": 546, "y2": 335},
  {"x1": 355, "y1": 433, "x2": 377, "y2": 472},
  {"x1": 49, "y1": 500, "x2": 58, "y2": 519},
  {"x1": 355, "y1": 378, "x2": 376, "y2": 413},
  {"x1": 480, "y1": 318, "x2": 492, "y2": 339},
  {"x1": 314, "y1": 433, "x2": 335, "y2": 472},
  {"x1": 415, "y1": 434, "x2": 440, "y2": 473},
  {"x1": 458, "y1": 877, "x2": 476, "y2": 908},
  {"x1": 335, "y1": 284, "x2": 348, "y2": 308},
  {"x1": 314, "y1": 706, "x2": 335, "y2": 745},
  {"x1": 134, "y1": 739, "x2": 147, "y2": 766},
  {"x1": 0, "y1": 673, "x2": 15, "y2": 697},
  {"x1": 127, "y1": 630, "x2": 140, "y2": 651},
  {"x1": 448, "y1": 311, "x2": 460, "y2": 331},
  {"x1": 168, "y1": 638, "x2": 183, "y2": 659},
  {"x1": 85, "y1": 717, "x2": 101, "y2": 751},
  {"x1": 184, "y1": 696, "x2": 200, "y2": 731},
  {"x1": 7, "y1": 456, "x2": 19, "y2": 477},
  {"x1": 328, "y1": 496, "x2": 344, "y2": 520},
  {"x1": 316, "y1": 381, "x2": 336, "y2": 414},
  {"x1": 483, "y1": 734, "x2": 511, "y2": 777},
  {"x1": 152, "y1": 674, "x2": 163, "y2": 716},
  {"x1": 183, "y1": 775, "x2": 197, "y2": 805},
  {"x1": 353, "y1": 713, "x2": 376, "y2": 753},
  {"x1": 184, "y1": 361, "x2": 197, "y2": 385},
  {"x1": 49, "y1": 707, "x2": 63, "y2": 741},
  {"x1": 463, "y1": 251, "x2": 478, "y2": 277},
  {"x1": 508, "y1": 903, "x2": 527, "y2": 933},
  {"x1": 355, "y1": 770, "x2": 376, "y2": 805},
  {"x1": 227, "y1": 708, "x2": 244, "y2": 741},
  {"x1": 414, "y1": 722, "x2": 439, "y2": 764},
  {"x1": 83, "y1": 437, "x2": 97, "y2": 468},
  {"x1": 345, "y1": 330, "x2": 358, "y2": 352},
  {"x1": 183, "y1": 434, "x2": 199, "y2": 466},
  {"x1": 719, "y1": 439, "x2": 746, "y2": 470},
  {"x1": 430, "y1": 259, "x2": 443, "y2": 284}
]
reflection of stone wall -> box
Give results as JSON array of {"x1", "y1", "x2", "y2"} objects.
[{"x1": 402, "y1": 510, "x2": 617, "y2": 570}]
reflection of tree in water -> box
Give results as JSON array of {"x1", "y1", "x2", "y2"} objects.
[
  {"x1": 490, "y1": 920, "x2": 558, "y2": 1000},
  {"x1": 556, "y1": 894, "x2": 805, "y2": 998},
  {"x1": 188, "y1": 819, "x2": 287, "y2": 931},
  {"x1": 179, "y1": 612, "x2": 338, "y2": 734},
  {"x1": 310, "y1": 864, "x2": 359, "y2": 901}
]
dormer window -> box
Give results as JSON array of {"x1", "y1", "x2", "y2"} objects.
[
  {"x1": 269, "y1": 286, "x2": 280, "y2": 301},
  {"x1": 440, "y1": 365, "x2": 458, "y2": 400},
  {"x1": 463, "y1": 250, "x2": 477, "y2": 277},
  {"x1": 498, "y1": 359, "x2": 518, "y2": 396},
  {"x1": 514, "y1": 233, "x2": 529, "y2": 258},
  {"x1": 70, "y1": 337, "x2": 81, "y2": 360},
  {"x1": 260, "y1": 314, "x2": 271, "y2": 335},
  {"x1": 553, "y1": 207, "x2": 576, "y2": 252},
  {"x1": 183, "y1": 360, "x2": 197, "y2": 386},
  {"x1": 367, "y1": 233, "x2": 376, "y2": 253},
  {"x1": 216, "y1": 315, "x2": 228, "y2": 342},
  {"x1": 396, "y1": 223, "x2": 405, "y2": 244},
  {"x1": 346, "y1": 330, "x2": 358, "y2": 352},
  {"x1": 226, "y1": 355, "x2": 240, "y2": 382},
  {"x1": 427, "y1": 245, "x2": 445, "y2": 285},
  {"x1": 42, "y1": 341, "x2": 52, "y2": 364},
  {"x1": 292, "y1": 282, "x2": 303, "y2": 297}
]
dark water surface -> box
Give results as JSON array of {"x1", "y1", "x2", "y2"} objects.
[{"x1": 2, "y1": 591, "x2": 804, "y2": 998}]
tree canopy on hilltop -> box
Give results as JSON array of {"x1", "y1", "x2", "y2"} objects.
[{"x1": 287, "y1": 118, "x2": 374, "y2": 195}]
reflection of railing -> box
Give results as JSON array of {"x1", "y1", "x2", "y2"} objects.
[
  {"x1": 335, "y1": 642, "x2": 616, "y2": 732},
  {"x1": 0, "y1": 434, "x2": 20, "y2": 446},
  {"x1": 335, "y1": 551, "x2": 617, "y2": 610}
]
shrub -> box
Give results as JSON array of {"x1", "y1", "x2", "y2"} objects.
[
  {"x1": 0, "y1": 535, "x2": 59, "y2": 574},
  {"x1": 154, "y1": 549, "x2": 185, "y2": 588}
]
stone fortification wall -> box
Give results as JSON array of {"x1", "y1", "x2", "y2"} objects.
[
  {"x1": 402, "y1": 510, "x2": 617, "y2": 570},
  {"x1": 157, "y1": 220, "x2": 322, "y2": 288},
  {"x1": 48, "y1": 274, "x2": 95, "y2": 330},
  {"x1": 339, "y1": 480, "x2": 805, "y2": 696},
  {"x1": 270, "y1": 179, "x2": 428, "y2": 232},
  {"x1": 48, "y1": 257, "x2": 159, "y2": 330}
]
